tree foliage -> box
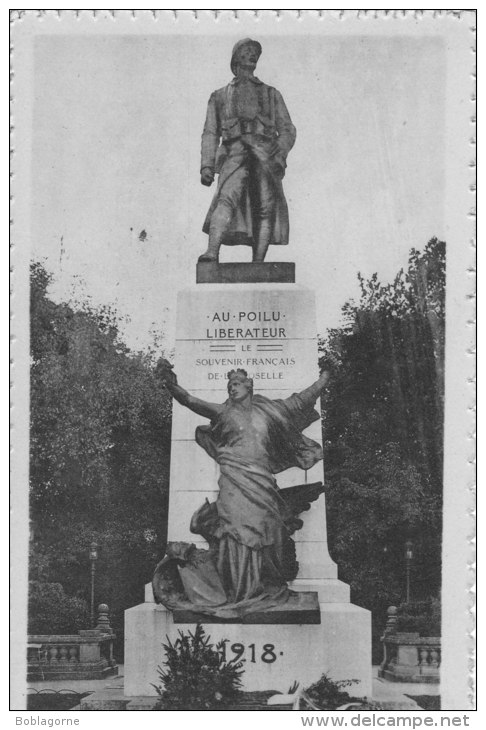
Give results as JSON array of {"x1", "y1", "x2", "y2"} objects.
[
  {"x1": 28, "y1": 581, "x2": 91, "y2": 635},
  {"x1": 395, "y1": 597, "x2": 441, "y2": 636},
  {"x1": 319, "y1": 238, "x2": 445, "y2": 656},
  {"x1": 29, "y1": 262, "x2": 171, "y2": 653}
]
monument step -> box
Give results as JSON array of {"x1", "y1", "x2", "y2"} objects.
[
  {"x1": 290, "y1": 578, "x2": 349, "y2": 602},
  {"x1": 79, "y1": 680, "x2": 421, "y2": 711}
]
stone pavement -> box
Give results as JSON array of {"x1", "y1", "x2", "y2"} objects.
[
  {"x1": 371, "y1": 666, "x2": 439, "y2": 710},
  {"x1": 25, "y1": 670, "x2": 126, "y2": 711},
  {"x1": 28, "y1": 671, "x2": 124, "y2": 693},
  {"x1": 25, "y1": 665, "x2": 440, "y2": 711}
]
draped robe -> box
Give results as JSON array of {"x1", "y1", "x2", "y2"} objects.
[{"x1": 153, "y1": 391, "x2": 323, "y2": 618}]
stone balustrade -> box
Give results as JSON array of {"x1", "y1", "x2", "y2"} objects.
[
  {"x1": 28, "y1": 604, "x2": 118, "y2": 681},
  {"x1": 378, "y1": 606, "x2": 440, "y2": 684}
]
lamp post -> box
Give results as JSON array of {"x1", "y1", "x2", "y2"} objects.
[
  {"x1": 89, "y1": 542, "x2": 99, "y2": 627},
  {"x1": 404, "y1": 539, "x2": 413, "y2": 604}
]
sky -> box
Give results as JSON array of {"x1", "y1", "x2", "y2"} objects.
[{"x1": 31, "y1": 32, "x2": 445, "y2": 353}]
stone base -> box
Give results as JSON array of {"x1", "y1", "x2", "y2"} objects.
[
  {"x1": 28, "y1": 663, "x2": 117, "y2": 682},
  {"x1": 173, "y1": 591, "x2": 320, "y2": 624},
  {"x1": 124, "y1": 601, "x2": 372, "y2": 697},
  {"x1": 379, "y1": 668, "x2": 440, "y2": 684},
  {"x1": 379, "y1": 634, "x2": 440, "y2": 684},
  {"x1": 196, "y1": 261, "x2": 295, "y2": 284}
]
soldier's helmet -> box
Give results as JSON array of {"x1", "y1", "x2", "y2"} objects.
[{"x1": 230, "y1": 38, "x2": 262, "y2": 75}]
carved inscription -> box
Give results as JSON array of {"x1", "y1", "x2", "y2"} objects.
[
  {"x1": 219, "y1": 640, "x2": 281, "y2": 664},
  {"x1": 206, "y1": 310, "x2": 286, "y2": 339},
  {"x1": 199, "y1": 308, "x2": 295, "y2": 381}
]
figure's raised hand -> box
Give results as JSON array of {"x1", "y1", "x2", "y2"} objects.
[
  {"x1": 155, "y1": 358, "x2": 178, "y2": 388},
  {"x1": 317, "y1": 352, "x2": 340, "y2": 388},
  {"x1": 200, "y1": 168, "x2": 215, "y2": 187},
  {"x1": 317, "y1": 370, "x2": 330, "y2": 390}
]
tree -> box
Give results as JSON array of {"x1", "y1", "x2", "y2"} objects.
[
  {"x1": 29, "y1": 262, "x2": 171, "y2": 654},
  {"x1": 319, "y1": 239, "x2": 445, "y2": 658}
]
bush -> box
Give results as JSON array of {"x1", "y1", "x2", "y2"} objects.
[
  {"x1": 152, "y1": 624, "x2": 244, "y2": 710},
  {"x1": 395, "y1": 598, "x2": 441, "y2": 636},
  {"x1": 28, "y1": 581, "x2": 90, "y2": 634}
]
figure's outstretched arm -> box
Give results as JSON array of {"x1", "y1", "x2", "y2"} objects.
[
  {"x1": 294, "y1": 371, "x2": 330, "y2": 408},
  {"x1": 167, "y1": 381, "x2": 223, "y2": 419},
  {"x1": 156, "y1": 359, "x2": 222, "y2": 420}
]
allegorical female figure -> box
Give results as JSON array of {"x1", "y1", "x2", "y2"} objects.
[{"x1": 153, "y1": 362, "x2": 329, "y2": 618}]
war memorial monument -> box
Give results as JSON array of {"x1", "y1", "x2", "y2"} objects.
[{"x1": 124, "y1": 38, "x2": 371, "y2": 697}]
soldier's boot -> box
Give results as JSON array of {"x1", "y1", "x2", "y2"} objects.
[
  {"x1": 198, "y1": 238, "x2": 221, "y2": 263},
  {"x1": 198, "y1": 207, "x2": 231, "y2": 262},
  {"x1": 252, "y1": 220, "x2": 272, "y2": 262}
]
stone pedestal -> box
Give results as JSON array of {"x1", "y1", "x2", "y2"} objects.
[
  {"x1": 125, "y1": 595, "x2": 371, "y2": 695},
  {"x1": 27, "y1": 630, "x2": 118, "y2": 681},
  {"x1": 379, "y1": 633, "x2": 441, "y2": 683},
  {"x1": 125, "y1": 282, "x2": 371, "y2": 696}
]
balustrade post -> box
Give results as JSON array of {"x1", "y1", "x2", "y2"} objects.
[
  {"x1": 380, "y1": 606, "x2": 398, "y2": 671},
  {"x1": 47, "y1": 645, "x2": 59, "y2": 663},
  {"x1": 384, "y1": 606, "x2": 398, "y2": 635},
  {"x1": 96, "y1": 603, "x2": 111, "y2": 632},
  {"x1": 419, "y1": 647, "x2": 428, "y2": 666},
  {"x1": 96, "y1": 602, "x2": 117, "y2": 666}
]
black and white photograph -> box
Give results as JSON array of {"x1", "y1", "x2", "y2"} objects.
[{"x1": 10, "y1": 9, "x2": 475, "y2": 717}]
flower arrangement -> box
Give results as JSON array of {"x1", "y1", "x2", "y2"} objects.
[{"x1": 152, "y1": 623, "x2": 244, "y2": 710}]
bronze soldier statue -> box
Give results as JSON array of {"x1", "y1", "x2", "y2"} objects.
[{"x1": 199, "y1": 39, "x2": 296, "y2": 264}]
